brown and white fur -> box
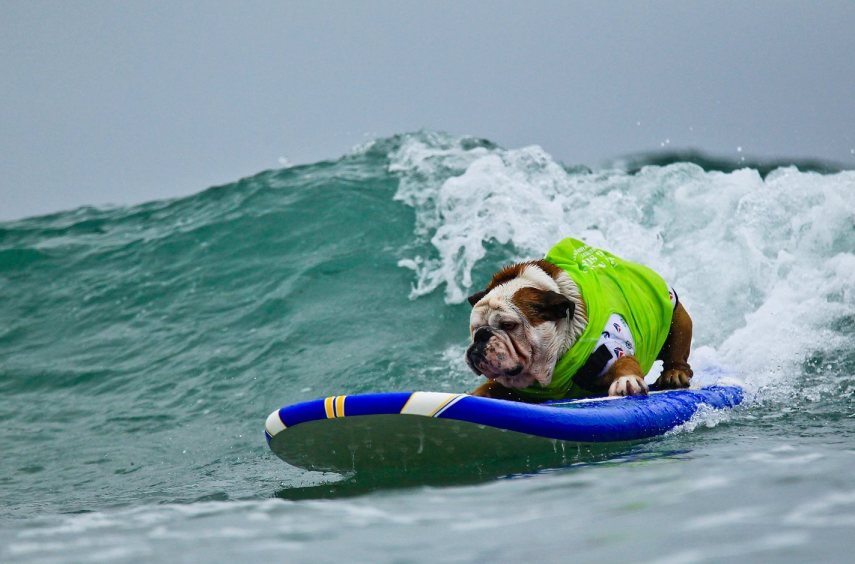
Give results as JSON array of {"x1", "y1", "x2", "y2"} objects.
[{"x1": 465, "y1": 260, "x2": 693, "y2": 401}]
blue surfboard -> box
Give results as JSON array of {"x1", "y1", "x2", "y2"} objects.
[{"x1": 265, "y1": 386, "x2": 743, "y2": 474}]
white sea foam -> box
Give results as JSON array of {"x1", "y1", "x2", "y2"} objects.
[
  {"x1": 390, "y1": 132, "x2": 855, "y2": 390},
  {"x1": 665, "y1": 403, "x2": 735, "y2": 436}
]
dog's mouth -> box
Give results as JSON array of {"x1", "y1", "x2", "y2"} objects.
[
  {"x1": 467, "y1": 347, "x2": 528, "y2": 385},
  {"x1": 493, "y1": 370, "x2": 535, "y2": 389},
  {"x1": 475, "y1": 359, "x2": 524, "y2": 380},
  {"x1": 465, "y1": 328, "x2": 534, "y2": 388}
]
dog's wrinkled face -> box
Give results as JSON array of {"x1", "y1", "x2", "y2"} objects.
[{"x1": 465, "y1": 262, "x2": 574, "y2": 389}]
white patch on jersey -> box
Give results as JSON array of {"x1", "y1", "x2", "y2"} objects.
[
  {"x1": 593, "y1": 313, "x2": 636, "y2": 378},
  {"x1": 591, "y1": 285, "x2": 678, "y2": 378}
]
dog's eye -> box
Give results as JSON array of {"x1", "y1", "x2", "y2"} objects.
[{"x1": 499, "y1": 321, "x2": 518, "y2": 331}]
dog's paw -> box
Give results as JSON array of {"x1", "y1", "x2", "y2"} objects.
[
  {"x1": 469, "y1": 381, "x2": 496, "y2": 398},
  {"x1": 608, "y1": 375, "x2": 649, "y2": 397},
  {"x1": 655, "y1": 369, "x2": 692, "y2": 389}
]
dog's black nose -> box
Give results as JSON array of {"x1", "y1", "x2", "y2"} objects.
[{"x1": 473, "y1": 327, "x2": 493, "y2": 344}]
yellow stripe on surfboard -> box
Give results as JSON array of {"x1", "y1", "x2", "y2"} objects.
[{"x1": 324, "y1": 395, "x2": 347, "y2": 418}]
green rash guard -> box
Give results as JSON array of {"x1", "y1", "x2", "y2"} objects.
[{"x1": 517, "y1": 238, "x2": 675, "y2": 401}]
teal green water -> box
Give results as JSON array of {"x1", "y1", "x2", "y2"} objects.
[{"x1": 1, "y1": 132, "x2": 854, "y2": 562}]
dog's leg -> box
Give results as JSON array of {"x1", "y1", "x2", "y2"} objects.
[
  {"x1": 469, "y1": 380, "x2": 529, "y2": 401},
  {"x1": 654, "y1": 302, "x2": 693, "y2": 389},
  {"x1": 605, "y1": 356, "x2": 649, "y2": 396}
]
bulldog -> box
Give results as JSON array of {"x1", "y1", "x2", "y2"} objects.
[{"x1": 465, "y1": 238, "x2": 693, "y2": 401}]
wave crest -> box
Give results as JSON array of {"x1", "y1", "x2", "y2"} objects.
[{"x1": 388, "y1": 131, "x2": 855, "y2": 387}]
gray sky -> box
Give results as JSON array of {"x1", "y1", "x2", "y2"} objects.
[{"x1": 2, "y1": 1, "x2": 854, "y2": 220}]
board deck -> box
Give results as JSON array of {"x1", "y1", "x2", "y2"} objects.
[{"x1": 265, "y1": 386, "x2": 744, "y2": 473}]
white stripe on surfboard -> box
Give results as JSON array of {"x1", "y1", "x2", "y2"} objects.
[
  {"x1": 400, "y1": 392, "x2": 464, "y2": 417},
  {"x1": 265, "y1": 409, "x2": 287, "y2": 437}
]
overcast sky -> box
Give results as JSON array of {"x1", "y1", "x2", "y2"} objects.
[{"x1": 2, "y1": 1, "x2": 854, "y2": 220}]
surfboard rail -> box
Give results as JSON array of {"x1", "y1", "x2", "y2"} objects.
[{"x1": 266, "y1": 386, "x2": 744, "y2": 472}]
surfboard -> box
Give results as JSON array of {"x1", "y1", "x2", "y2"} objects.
[{"x1": 265, "y1": 386, "x2": 744, "y2": 474}]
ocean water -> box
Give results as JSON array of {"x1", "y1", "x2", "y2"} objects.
[{"x1": 1, "y1": 131, "x2": 854, "y2": 563}]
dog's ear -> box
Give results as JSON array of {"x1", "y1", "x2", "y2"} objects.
[
  {"x1": 534, "y1": 290, "x2": 574, "y2": 322},
  {"x1": 467, "y1": 289, "x2": 488, "y2": 306}
]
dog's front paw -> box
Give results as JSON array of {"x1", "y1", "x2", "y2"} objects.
[
  {"x1": 655, "y1": 369, "x2": 692, "y2": 389},
  {"x1": 608, "y1": 375, "x2": 649, "y2": 397},
  {"x1": 469, "y1": 381, "x2": 497, "y2": 398}
]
